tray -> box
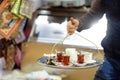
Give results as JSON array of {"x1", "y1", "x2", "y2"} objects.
[{"x1": 37, "y1": 57, "x2": 103, "y2": 69}]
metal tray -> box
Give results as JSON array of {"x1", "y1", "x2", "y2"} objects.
[{"x1": 37, "y1": 57, "x2": 103, "y2": 69}]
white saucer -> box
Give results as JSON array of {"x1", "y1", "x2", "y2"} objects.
[
  {"x1": 52, "y1": 61, "x2": 73, "y2": 67},
  {"x1": 74, "y1": 62, "x2": 87, "y2": 67},
  {"x1": 58, "y1": 63, "x2": 73, "y2": 68},
  {"x1": 85, "y1": 60, "x2": 96, "y2": 64}
]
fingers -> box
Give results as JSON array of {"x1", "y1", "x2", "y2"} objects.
[
  {"x1": 70, "y1": 17, "x2": 79, "y2": 27},
  {"x1": 67, "y1": 17, "x2": 79, "y2": 35},
  {"x1": 70, "y1": 17, "x2": 74, "y2": 22},
  {"x1": 67, "y1": 25, "x2": 75, "y2": 35},
  {"x1": 67, "y1": 22, "x2": 76, "y2": 35}
]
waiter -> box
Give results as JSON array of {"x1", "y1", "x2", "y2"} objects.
[{"x1": 67, "y1": 0, "x2": 120, "y2": 80}]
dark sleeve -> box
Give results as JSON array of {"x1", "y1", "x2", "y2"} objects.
[{"x1": 77, "y1": 0, "x2": 105, "y2": 32}]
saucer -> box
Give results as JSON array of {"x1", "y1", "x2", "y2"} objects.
[
  {"x1": 58, "y1": 63, "x2": 73, "y2": 68},
  {"x1": 73, "y1": 62, "x2": 87, "y2": 67},
  {"x1": 85, "y1": 60, "x2": 96, "y2": 64}
]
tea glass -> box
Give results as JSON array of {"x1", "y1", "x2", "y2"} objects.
[
  {"x1": 62, "y1": 54, "x2": 70, "y2": 66},
  {"x1": 56, "y1": 51, "x2": 63, "y2": 62},
  {"x1": 77, "y1": 53, "x2": 84, "y2": 64}
]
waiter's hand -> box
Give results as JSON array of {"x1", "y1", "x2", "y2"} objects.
[{"x1": 67, "y1": 17, "x2": 79, "y2": 35}]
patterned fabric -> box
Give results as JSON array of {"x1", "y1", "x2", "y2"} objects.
[
  {"x1": 11, "y1": 0, "x2": 24, "y2": 19},
  {"x1": 0, "y1": 0, "x2": 23, "y2": 39},
  {"x1": 14, "y1": 46, "x2": 22, "y2": 67},
  {"x1": 0, "y1": 0, "x2": 13, "y2": 29},
  {"x1": 6, "y1": 45, "x2": 15, "y2": 70},
  {"x1": 20, "y1": 0, "x2": 34, "y2": 19}
]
